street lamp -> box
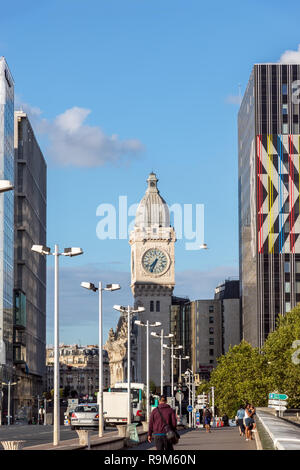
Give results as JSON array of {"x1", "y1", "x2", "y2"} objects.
[
  {"x1": 1, "y1": 381, "x2": 17, "y2": 425},
  {"x1": 0, "y1": 180, "x2": 14, "y2": 193},
  {"x1": 151, "y1": 330, "x2": 174, "y2": 395},
  {"x1": 81, "y1": 281, "x2": 120, "y2": 437},
  {"x1": 172, "y1": 355, "x2": 189, "y2": 418},
  {"x1": 163, "y1": 344, "x2": 183, "y2": 400},
  {"x1": 32, "y1": 244, "x2": 83, "y2": 445},
  {"x1": 134, "y1": 320, "x2": 161, "y2": 423},
  {"x1": 113, "y1": 305, "x2": 145, "y2": 425},
  {"x1": 184, "y1": 368, "x2": 195, "y2": 428}
]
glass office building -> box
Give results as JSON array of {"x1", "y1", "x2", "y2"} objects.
[
  {"x1": 0, "y1": 57, "x2": 15, "y2": 381},
  {"x1": 239, "y1": 63, "x2": 300, "y2": 347}
]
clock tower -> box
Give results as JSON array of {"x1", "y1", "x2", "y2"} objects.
[{"x1": 130, "y1": 173, "x2": 176, "y2": 389}]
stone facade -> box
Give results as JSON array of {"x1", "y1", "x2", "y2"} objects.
[{"x1": 46, "y1": 344, "x2": 110, "y2": 398}]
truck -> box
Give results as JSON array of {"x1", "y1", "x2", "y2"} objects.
[{"x1": 103, "y1": 383, "x2": 146, "y2": 426}]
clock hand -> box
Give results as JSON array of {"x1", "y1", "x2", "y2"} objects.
[{"x1": 150, "y1": 258, "x2": 158, "y2": 272}]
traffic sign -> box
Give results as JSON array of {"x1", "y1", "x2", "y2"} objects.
[
  {"x1": 187, "y1": 405, "x2": 193, "y2": 412},
  {"x1": 268, "y1": 393, "x2": 288, "y2": 401},
  {"x1": 268, "y1": 399, "x2": 288, "y2": 407}
]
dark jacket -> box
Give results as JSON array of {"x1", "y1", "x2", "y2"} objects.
[{"x1": 148, "y1": 403, "x2": 177, "y2": 438}]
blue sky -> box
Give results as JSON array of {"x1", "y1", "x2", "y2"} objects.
[{"x1": 1, "y1": 0, "x2": 300, "y2": 345}]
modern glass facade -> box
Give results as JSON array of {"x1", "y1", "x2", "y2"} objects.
[
  {"x1": 239, "y1": 64, "x2": 300, "y2": 347},
  {"x1": 13, "y1": 111, "x2": 47, "y2": 416},
  {"x1": 0, "y1": 57, "x2": 14, "y2": 383}
]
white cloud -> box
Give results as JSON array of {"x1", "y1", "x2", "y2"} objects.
[
  {"x1": 15, "y1": 100, "x2": 144, "y2": 168},
  {"x1": 279, "y1": 44, "x2": 300, "y2": 64}
]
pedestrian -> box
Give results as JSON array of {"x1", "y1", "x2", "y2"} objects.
[
  {"x1": 249, "y1": 404, "x2": 256, "y2": 436},
  {"x1": 244, "y1": 403, "x2": 255, "y2": 441},
  {"x1": 147, "y1": 395, "x2": 178, "y2": 451},
  {"x1": 236, "y1": 405, "x2": 245, "y2": 437},
  {"x1": 203, "y1": 406, "x2": 212, "y2": 433}
]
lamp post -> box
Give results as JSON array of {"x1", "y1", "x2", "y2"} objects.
[
  {"x1": 32, "y1": 244, "x2": 83, "y2": 445},
  {"x1": 113, "y1": 305, "x2": 145, "y2": 425},
  {"x1": 151, "y1": 330, "x2": 173, "y2": 396},
  {"x1": 1, "y1": 381, "x2": 17, "y2": 425},
  {"x1": 172, "y1": 355, "x2": 189, "y2": 418},
  {"x1": 81, "y1": 281, "x2": 120, "y2": 437},
  {"x1": 185, "y1": 368, "x2": 195, "y2": 428},
  {"x1": 134, "y1": 320, "x2": 161, "y2": 423},
  {"x1": 163, "y1": 344, "x2": 183, "y2": 400}
]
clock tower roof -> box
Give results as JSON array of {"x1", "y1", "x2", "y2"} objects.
[{"x1": 135, "y1": 173, "x2": 170, "y2": 228}]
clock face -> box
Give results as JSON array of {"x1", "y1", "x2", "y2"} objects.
[{"x1": 142, "y1": 248, "x2": 169, "y2": 275}]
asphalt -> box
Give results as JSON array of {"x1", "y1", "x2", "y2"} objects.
[{"x1": 132, "y1": 426, "x2": 257, "y2": 451}]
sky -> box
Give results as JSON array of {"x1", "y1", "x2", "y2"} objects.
[{"x1": 1, "y1": 0, "x2": 300, "y2": 345}]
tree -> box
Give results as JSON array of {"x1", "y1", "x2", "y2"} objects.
[
  {"x1": 208, "y1": 341, "x2": 269, "y2": 417},
  {"x1": 262, "y1": 306, "x2": 300, "y2": 408}
]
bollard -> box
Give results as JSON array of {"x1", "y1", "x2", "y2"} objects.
[
  {"x1": 76, "y1": 430, "x2": 90, "y2": 449},
  {"x1": 1, "y1": 441, "x2": 25, "y2": 450},
  {"x1": 116, "y1": 425, "x2": 127, "y2": 437},
  {"x1": 141, "y1": 421, "x2": 148, "y2": 432}
]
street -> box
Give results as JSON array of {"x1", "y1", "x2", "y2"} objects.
[
  {"x1": 131, "y1": 427, "x2": 257, "y2": 451},
  {"x1": 0, "y1": 424, "x2": 115, "y2": 449}
]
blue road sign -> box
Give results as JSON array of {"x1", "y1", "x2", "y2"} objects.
[{"x1": 187, "y1": 405, "x2": 193, "y2": 412}]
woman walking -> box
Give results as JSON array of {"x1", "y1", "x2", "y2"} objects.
[
  {"x1": 236, "y1": 405, "x2": 245, "y2": 437},
  {"x1": 244, "y1": 404, "x2": 255, "y2": 441}
]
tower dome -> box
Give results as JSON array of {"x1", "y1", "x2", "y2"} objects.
[{"x1": 135, "y1": 173, "x2": 170, "y2": 228}]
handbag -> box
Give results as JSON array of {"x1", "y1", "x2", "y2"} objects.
[{"x1": 156, "y1": 407, "x2": 179, "y2": 444}]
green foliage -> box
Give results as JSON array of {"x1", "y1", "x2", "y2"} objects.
[
  {"x1": 149, "y1": 380, "x2": 157, "y2": 394},
  {"x1": 262, "y1": 306, "x2": 300, "y2": 408},
  {"x1": 208, "y1": 341, "x2": 269, "y2": 418}
]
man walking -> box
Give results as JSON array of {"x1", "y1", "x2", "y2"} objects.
[{"x1": 148, "y1": 395, "x2": 177, "y2": 450}]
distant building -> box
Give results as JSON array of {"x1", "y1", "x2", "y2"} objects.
[
  {"x1": 171, "y1": 280, "x2": 240, "y2": 382},
  {"x1": 0, "y1": 57, "x2": 15, "y2": 422},
  {"x1": 170, "y1": 296, "x2": 191, "y2": 383},
  {"x1": 214, "y1": 278, "x2": 241, "y2": 353},
  {"x1": 12, "y1": 111, "x2": 47, "y2": 420},
  {"x1": 46, "y1": 344, "x2": 110, "y2": 398}
]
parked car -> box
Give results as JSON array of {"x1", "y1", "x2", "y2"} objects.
[{"x1": 71, "y1": 403, "x2": 103, "y2": 430}]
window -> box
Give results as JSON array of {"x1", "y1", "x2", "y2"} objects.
[
  {"x1": 284, "y1": 261, "x2": 290, "y2": 273},
  {"x1": 209, "y1": 349, "x2": 214, "y2": 356},
  {"x1": 282, "y1": 83, "x2": 288, "y2": 95},
  {"x1": 285, "y1": 282, "x2": 290, "y2": 293},
  {"x1": 296, "y1": 281, "x2": 300, "y2": 294},
  {"x1": 156, "y1": 301, "x2": 160, "y2": 312},
  {"x1": 209, "y1": 305, "x2": 214, "y2": 313},
  {"x1": 209, "y1": 360, "x2": 214, "y2": 364},
  {"x1": 282, "y1": 123, "x2": 288, "y2": 134},
  {"x1": 209, "y1": 316, "x2": 214, "y2": 324},
  {"x1": 282, "y1": 104, "x2": 288, "y2": 115},
  {"x1": 285, "y1": 302, "x2": 291, "y2": 313},
  {"x1": 296, "y1": 261, "x2": 300, "y2": 273},
  {"x1": 209, "y1": 338, "x2": 214, "y2": 345},
  {"x1": 150, "y1": 301, "x2": 154, "y2": 312},
  {"x1": 209, "y1": 327, "x2": 214, "y2": 334}
]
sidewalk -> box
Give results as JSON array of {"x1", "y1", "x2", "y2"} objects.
[{"x1": 133, "y1": 427, "x2": 257, "y2": 451}]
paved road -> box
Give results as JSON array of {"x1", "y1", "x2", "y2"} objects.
[
  {"x1": 132, "y1": 427, "x2": 257, "y2": 451},
  {"x1": 0, "y1": 425, "x2": 115, "y2": 449}
]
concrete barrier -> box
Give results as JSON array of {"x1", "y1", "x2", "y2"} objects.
[{"x1": 256, "y1": 408, "x2": 300, "y2": 450}]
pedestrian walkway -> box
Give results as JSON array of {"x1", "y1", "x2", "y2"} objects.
[{"x1": 132, "y1": 427, "x2": 257, "y2": 451}]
